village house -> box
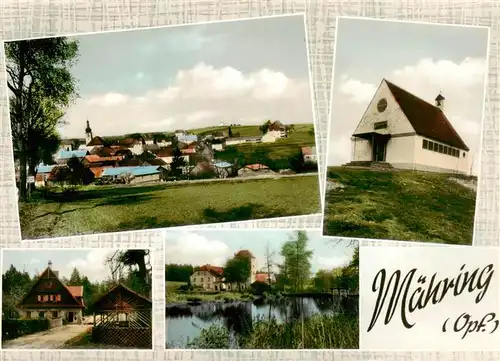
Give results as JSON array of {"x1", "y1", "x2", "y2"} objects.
[
  {"x1": 225, "y1": 136, "x2": 262, "y2": 146},
  {"x1": 54, "y1": 149, "x2": 89, "y2": 164},
  {"x1": 301, "y1": 146, "x2": 318, "y2": 163},
  {"x1": 34, "y1": 165, "x2": 57, "y2": 187},
  {"x1": 16, "y1": 261, "x2": 85, "y2": 327},
  {"x1": 101, "y1": 166, "x2": 161, "y2": 184},
  {"x1": 155, "y1": 147, "x2": 190, "y2": 165},
  {"x1": 177, "y1": 134, "x2": 198, "y2": 144}
]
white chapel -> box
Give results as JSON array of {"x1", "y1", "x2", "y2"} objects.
[{"x1": 349, "y1": 79, "x2": 470, "y2": 175}]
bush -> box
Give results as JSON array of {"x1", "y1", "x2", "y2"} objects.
[{"x1": 2, "y1": 318, "x2": 51, "y2": 341}]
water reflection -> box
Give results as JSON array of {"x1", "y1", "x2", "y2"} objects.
[{"x1": 166, "y1": 295, "x2": 358, "y2": 348}]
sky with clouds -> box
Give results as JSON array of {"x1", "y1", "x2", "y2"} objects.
[
  {"x1": 2, "y1": 249, "x2": 123, "y2": 282},
  {"x1": 56, "y1": 15, "x2": 313, "y2": 139},
  {"x1": 164, "y1": 230, "x2": 357, "y2": 274},
  {"x1": 328, "y1": 18, "x2": 489, "y2": 174}
]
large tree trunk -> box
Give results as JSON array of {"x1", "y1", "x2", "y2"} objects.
[{"x1": 18, "y1": 152, "x2": 27, "y2": 200}]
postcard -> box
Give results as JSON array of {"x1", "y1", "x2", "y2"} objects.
[
  {"x1": 2, "y1": 248, "x2": 153, "y2": 349},
  {"x1": 323, "y1": 17, "x2": 489, "y2": 245},
  {"x1": 6, "y1": 14, "x2": 320, "y2": 240},
  {"x1": 164, "y1": 229, "x2": 358, "y2": 349}
]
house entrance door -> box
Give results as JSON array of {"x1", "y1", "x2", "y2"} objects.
[
  {"x1": 372, "y1": 135, "x2": 388, "y2": 162},
  {"x1": 68, "y1": 312, "x2": 74, "y2": 323}
]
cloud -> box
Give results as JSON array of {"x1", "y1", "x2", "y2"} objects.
[
  {"x1": 339, "y1": 79, "x2": 377, "y2": 104},
  {"x1": 63, "y1": 249, "x2": 115, "y2": 282},
  {"x1": 59, "y1": 62, "x2": 312, "y2": 137},
  {"x1": 313, "y1": 255, "x2": 350, "y2": 271},
  {"x1": 29, "y1": 258, "x2": 40, "y2": 265},
  {"x1": 330, "y1": 57, "x2": 487, "y2": 175},
  {"x1": 165, "y1": 231, "x2": 232, "y2": 267}
]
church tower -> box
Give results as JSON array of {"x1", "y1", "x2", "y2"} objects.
[
  {"x1": 85, "y1": 120, "x2": 93, "y2": 145},
  {"x1": 435, "y1": 93, "x2": 445, "y2": 111}
]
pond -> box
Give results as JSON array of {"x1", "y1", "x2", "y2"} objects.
[{"x1": 165, "y1": 295, "x2": 357, "y2": 348}]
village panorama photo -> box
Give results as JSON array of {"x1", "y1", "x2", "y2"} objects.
[
  {"x1": 323, "y1": 17, "x2": 489, "y2": 245},
  {"x1": 164, "y1": 229, "x2": 359, "y2": 349},
  {"x1": 1, "y1": 249, "x2": 153, "y2": 349},
  {"x1": 6, "y1": 14, "x2": 320, "y2": 240}
]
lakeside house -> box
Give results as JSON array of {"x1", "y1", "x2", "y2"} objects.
[
  {"x1": 348, "y1": 79, "x2": 470, "y2": 174},
  {"x1": 16, "y1": 261, "x2": 85, "y2": 326},
  {"x1": 189, "y1": 250, "x2": 274, "y2": 291}
]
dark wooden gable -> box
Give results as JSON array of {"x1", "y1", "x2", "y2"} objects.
[
  {"x1": 17, "y1": 267, "x2": 84, "y2": 309},
  {"x1": 90, "y1": 284, "x2": 152, "y2": 313}
]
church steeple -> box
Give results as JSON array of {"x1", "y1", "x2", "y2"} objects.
[
  {"x1": 85, "y1": 119, "x2": 93, "y2": 145},
  {"x1": 435, "y1": 92, "x2": 445, "y2": 111}
]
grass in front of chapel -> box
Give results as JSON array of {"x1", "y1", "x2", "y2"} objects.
[{"x1": 323, "y1": 167, "x2": 476, "y2": 245}]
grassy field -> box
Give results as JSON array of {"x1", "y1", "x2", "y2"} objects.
[
  {"x1": 190, "y1": 125, "x2": 262, "y2": 137},
  {"x1": 166, "y1": 281, "x2": 250, "y2": 304},
  {"x1": 20, "y1": 175, "x2": 320, "y2": 239},
  {"x1": 217, "y1": 124, "x2": 316, "y2": 160},
  {"x1": 323, "y1": 167, "x2": 476, "y2": 245}
]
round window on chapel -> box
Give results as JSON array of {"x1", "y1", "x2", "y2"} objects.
[{"x1": 377, "y1": 98, "x2": 388, "y2": 112}]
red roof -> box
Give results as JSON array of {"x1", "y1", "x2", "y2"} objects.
[
  {"x1": 255, "y1": 273, "x2": 271, "y2": 283},
  {"x1": 89, "y1": 166, "x2": 110, "y2": 178},
  {"x1": 235, "y1": 250, "x2": 254, "y2": 258},
  {"x1": 85, "y1": 155, "x2": 123, "y2": 163},
  {"x1": 245, "y1": 164, "x2": 269, "y2": 171},
  {"x1": 384, "y1": 80, "x2": 469, "y2": 151},
  {"x1": 66, "y1": 285, "x2": 83, "y2": 298},
  {"x1": 301, "y1": 147, "x2": 312, "y2": 156},
  {"x1": 156, "y1": 147, "x2": 174, "y2": 157},
  {"x1": 197, "y1": 264, "x2": 224, "y2": 276}
]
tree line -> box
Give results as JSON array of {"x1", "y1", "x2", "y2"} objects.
[
  {"x1": 166, "y1": 231, "x2": 359, "y2": 294},
  {"x1": 2, "y1": 250, "x2": 152, "y2": 319}
]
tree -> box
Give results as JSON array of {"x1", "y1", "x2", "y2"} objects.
[
  {"x1": 228, "y1": 126, "x2": 233, "y2": 137},
  {"x1": 264, "y1": 241, "x2": 276, "y2": 285},
  {"x1": 278, "y1": 231, "x2": 313, "y2": 292},
  {"x1": 170, "y1": 145, "x2": 186, "y2": 176},
  {"x1": 165, "y1": 264, "x2": 194, "y2": 283},
  {"x1": 6, "y1": 37, "x2": 80, "y2": 199},
  {"x1": 223, "y1": 256, "x2": 251, "y2": 292},
  {"x1": 259, "y1": 120, "x2": 271, "y2": 135},
  {"x1": 68, "y1": 267, "x2": 82, "y2": 285},
  {"x1": 66, "y1": 156, "x2": 86, "y2": 186},
  {"x1": 106, "y1": 250, "x2": 152, "y2": 298},
  {"x1": 2, "y1": 265, "x2": 33, "y2": 318}
]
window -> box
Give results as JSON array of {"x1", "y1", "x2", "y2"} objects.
[
  {"x1": 422, "y1": 139, "x2": 428, "y2": 149},
  {"x1": 374, "y1": 121, "x2": 388, "y2": 130},
  {"x1": 438, "y1": 144, "x2": 444, "y2": 153},
  {"x1": 39, "y1": 312, "x2": 45, "y2": 319},
  {"x1": 43, "y1": 295, "x2": 49, "y2": 302},
  {"x1": 26, "y1": 311, "x2": 31, "y2": 319},
  {"x1": 463, "y1": 152, "x2": 466, "y2": 158},
  {"x1": 37, "y1": 295, "x2": 42, "y2": 302},
  {"x1": 56, "y1": 294, "x2": 61, "y2": 302},
  {"x1": 377, "y1": 98, "x2": 388, "y2": 112},
  {"x1": 447, "y1": 147, "x2": 452, "y2": 156},
  {"x1": 201, "y1": 278, "x2": 204, "y2": 282},
  {"x1": 49, "y1": 295, "x2": 54, "y2": 302},
  {"x1": 52, "y1": 311, "x2": 58, "y2": 318},
  {"x1": 433, "y1": 142, "x2": 439, "y2": 152},
  {"x1": 443, "y1": 146, "x2": 448, "y2": 155}
]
